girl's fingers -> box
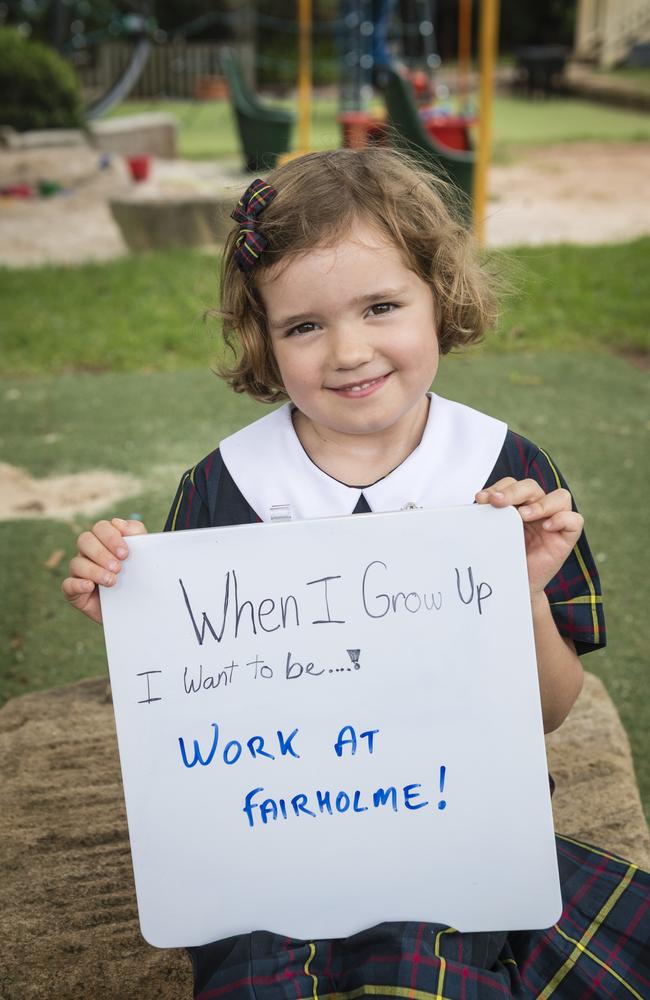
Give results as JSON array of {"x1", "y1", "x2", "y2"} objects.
[
  {"x1": 476, "y1": 478, "x2": 545, "y2": 507},
  {"x1": 63, "y1": 518, "x2": 145, "y2": 625},
  {"x1": 111, "y1": 517, "x2": 148, "y2": 537},
  {"x1": 475, "y1": 477, "x2": 515, "y2": 502},
  {"x1": 519, "y1": 488, "x2": 573, "y2": 523},
  {"x1": 69, "y1": 554, "x2": 119, "y2": 588},
  {"x1": 541, "y1": 510, "x2": 584, "y2": 536},
  {"x1": 78, "y1": 523, "x2": 126, "y2": 567},
  {"x1": 61, "y1": 577, "x2": 103, "y2": 624},
  {"x1": 61, "y1": 575, "x2": 95, "y2": 599}
]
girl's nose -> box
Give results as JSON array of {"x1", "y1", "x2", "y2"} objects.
[{"x1": 329, "y1": 325, "x2": 374, "y2": 370}]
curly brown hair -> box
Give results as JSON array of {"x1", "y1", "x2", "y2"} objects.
[{"x1": 217, "y1": 146, "x2": 496, "y2": 403}]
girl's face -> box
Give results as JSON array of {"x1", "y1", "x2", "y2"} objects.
[{"x1": 258, "y1": 221, "x2": 439, "y2": 449}]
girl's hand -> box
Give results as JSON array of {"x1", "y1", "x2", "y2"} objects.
[
  {"x1": 475, "y1": 478, "x2": 583, "y2": 597},
  {"x1": 62, "y1": 517, "x2": 148, "y2": 625}
]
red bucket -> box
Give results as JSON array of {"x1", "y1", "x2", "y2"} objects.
[{"x1": 126, "y1": 155, "x2": 152, "y2": 183}]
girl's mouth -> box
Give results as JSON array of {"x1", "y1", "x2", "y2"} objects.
[{"x1": 328, "y1": 373, "x2": 391, "y2": 398}]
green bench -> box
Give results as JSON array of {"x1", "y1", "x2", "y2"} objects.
[
  {"x1": 382, "y1": 68, "x2": 474, "y2": 214},
  {"x1": 219, "y1": 47, "x2": 294, "y2": 172}
]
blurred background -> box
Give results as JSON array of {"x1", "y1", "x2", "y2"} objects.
[{"x1": 0, "y1": 0, "x2": 648, "y2": 824}]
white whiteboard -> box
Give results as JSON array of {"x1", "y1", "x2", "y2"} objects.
[{"x1": 100, "y1": 504, "x2": 561, "y2": 947}]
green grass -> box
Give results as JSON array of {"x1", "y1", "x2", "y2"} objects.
[
  {"x1": 108, "y1": 94, "x2": 650, "y2": 162},
  {"x1": 1, "y1": 353, "x2": 648, "y2": 821},
  {"x1": 491, "y1": 96, "x2": 650, "y2": 151},
  {"x1": 1, "y1": 249, "x2": 220, "y2": 374},
  {"x1": 594, "y1": 66, "x2": 650, "y2": 93},
  {"x1": 2, "y1": 240, "x2": 648, "y2": 375}
]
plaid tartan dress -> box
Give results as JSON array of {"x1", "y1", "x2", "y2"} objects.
[{"x1": 165, "y1": 423, "x2": 649, "y2": 999}]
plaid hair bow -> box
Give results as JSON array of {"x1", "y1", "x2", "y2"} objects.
[{"x1": 230, "y1": 178, "x2": 278, "y2": 272}]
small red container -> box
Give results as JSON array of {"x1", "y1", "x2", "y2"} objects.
[
  {"x1": 126, "y1": 155, "x2": 152, "y2": 183},
  {"x1": 1, "y1": 183, "x2": 34, "y2": 198},
  {"x1": 421, "y1": 114, "x2": 476, "y2": 152}
]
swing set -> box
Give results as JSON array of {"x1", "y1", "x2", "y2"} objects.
[{"x1": 278, "y1": 0, "x2": 499, "y2": 242}]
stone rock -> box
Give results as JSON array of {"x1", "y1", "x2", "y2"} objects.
[
  {"x1": 109, "y1": 195, "x2": 234, "y2": 251},
  {"x1": 1, "y1": 672, "x2": 647, "y2": 997},
  {"x1": 546, "y1": 672, "x2": 650, "y2": 868},
  {"x1": 90, "y1": 113, "x2": 178, "y2": 159}
]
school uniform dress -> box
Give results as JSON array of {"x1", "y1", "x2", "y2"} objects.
[{"x1": 164, "y1": 394, "x2": 649, "y2": 999}]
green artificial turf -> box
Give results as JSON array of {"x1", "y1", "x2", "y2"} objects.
[
  {"x1": 3, "y1": 239, "x2": 648, "y2": 376},
  {"x1": 1, "y1": 352, "x2": 648, "y2": 820}
]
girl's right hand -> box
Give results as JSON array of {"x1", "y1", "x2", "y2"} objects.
[{"x1": 62, "y1": 517, "x2": 148, "y2": 625}]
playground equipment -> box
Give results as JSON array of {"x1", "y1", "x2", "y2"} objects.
[
  {"x1": 7, "y1": 2, "x2": 498, "y2": 239},
  {"x1": 383, "y1": 67, "x2": 473, "y2": 205},
  {"x1": 219, "y1": 47, "x2": 294, "y2": 172}
]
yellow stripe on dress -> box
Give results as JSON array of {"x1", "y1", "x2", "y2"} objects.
[
  {"x1": 538, "y1": 448, "x2": 600, "y2": 645},
  {"x1": 302, "y1": 987, "x2": 455, "y2": 1000},
  {"x1": 550, "y1": 596, "x2": 602, "y2": 606},
  {"x1": 298, "y1": 933, "x2": 460, "y2": 1000},
  {"x1": 557, "y1": 833, "x2": 645, "y2": 872},
  {"x1": 170, "y1": 467, "x2": 196, "y2": 531},
  {"x1": 537, "y1": 863, "x2": 637, "y2": 998},
  {"x1": 304, "y1": 942, "x2": 319, "y2": 1000},
  {"x1": 434, "y1": 926, "x2": 456, "y2": 999},
  {"x1": 550, "y1": 922, "x2": 643, "y2": 999}
]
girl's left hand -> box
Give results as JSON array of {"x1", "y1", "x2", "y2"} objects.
[{"x1": 475, "y1": 478, "x2": 583, "y2": 597}]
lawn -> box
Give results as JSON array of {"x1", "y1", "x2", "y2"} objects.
[
  {"x1": 3, "y1": 240, "x2": 648, "y2": 375},
  {"x1": 108, "y1": 94, "x2": 650, "y2": 162},
  {"x1": 1, "y1": 241, "x2": 649, "y2": 821}
]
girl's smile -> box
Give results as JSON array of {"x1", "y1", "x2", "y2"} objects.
[
  {"x1": 258, "y1": 221, "x2": 439, "y2": 482},
  {"x1": 327, "y1": 372, "x2": 392, "y2": 397}
]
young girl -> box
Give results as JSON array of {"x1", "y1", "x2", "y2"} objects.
[{"x1": 63, "y1": 148, "x2": 649, "y2": 998}]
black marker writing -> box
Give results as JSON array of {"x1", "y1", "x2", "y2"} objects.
[
  {"x1": 179, "y1": 572, "x2": 300, "y2": 646},
  {"x1": 137, "y1": 670, "x2": 162, "y2": 704},
  {"x1": 455, "y1": 566, "x2": 493, "y2": 615},
  {"x1": 307, "y1": 575, "x2": 345, "y2": 624}
]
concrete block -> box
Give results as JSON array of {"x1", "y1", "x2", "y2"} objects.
[
  {"x1": 109, "y1": 194, "x2": 233, "y2": 251},
  {"x1": 90, "y1": 112, "x2": 178, "y2": 159}
]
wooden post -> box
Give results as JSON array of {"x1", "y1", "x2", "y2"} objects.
[{"x1": 473, "y1": 0, "x2": 499, "y2": 245}]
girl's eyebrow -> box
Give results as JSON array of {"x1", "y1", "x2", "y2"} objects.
[{"x1": 270, "y1": 287, "x2": 408, "y2": 330}]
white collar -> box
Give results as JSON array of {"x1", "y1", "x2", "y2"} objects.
[{"x1": 219, "y1": 393, "x2": 507, "y2": 522}]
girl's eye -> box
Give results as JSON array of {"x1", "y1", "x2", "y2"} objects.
[
  {"x1": 287, "y1": 322, "x2": 317, "y2": 337},
  {"x1": 369, "y1": 302, "x2": 397, "y2": 316}
]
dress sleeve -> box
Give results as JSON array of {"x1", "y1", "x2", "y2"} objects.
[
  {"x1": 526, "y1": 445, "x2": 606, "y2": 656},
  {"x1": 163, "y1": 449, "x2": 260, "y2": 531},
  {"x1": 163, "y1": 464, "x2": 211, "y2": 532}
]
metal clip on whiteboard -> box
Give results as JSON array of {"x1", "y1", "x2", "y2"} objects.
[
  {"x1": 270, "y1": 504, "x2": 293, "y2": 522},
  {"x1": 402, "y1": 502, "x2": 421, "y2": 510}
]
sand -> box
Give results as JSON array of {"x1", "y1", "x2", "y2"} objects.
[{"x1": 1, "y1": 142, "x2": 649, "y2": 267}]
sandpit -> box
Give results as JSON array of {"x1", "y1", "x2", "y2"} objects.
[
  {"x1": 1, "y1": 142, "x2": 649, "y2": 266},
  {"x1": 0, "y1": 463, "x2": 141, "y2": 522}
]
